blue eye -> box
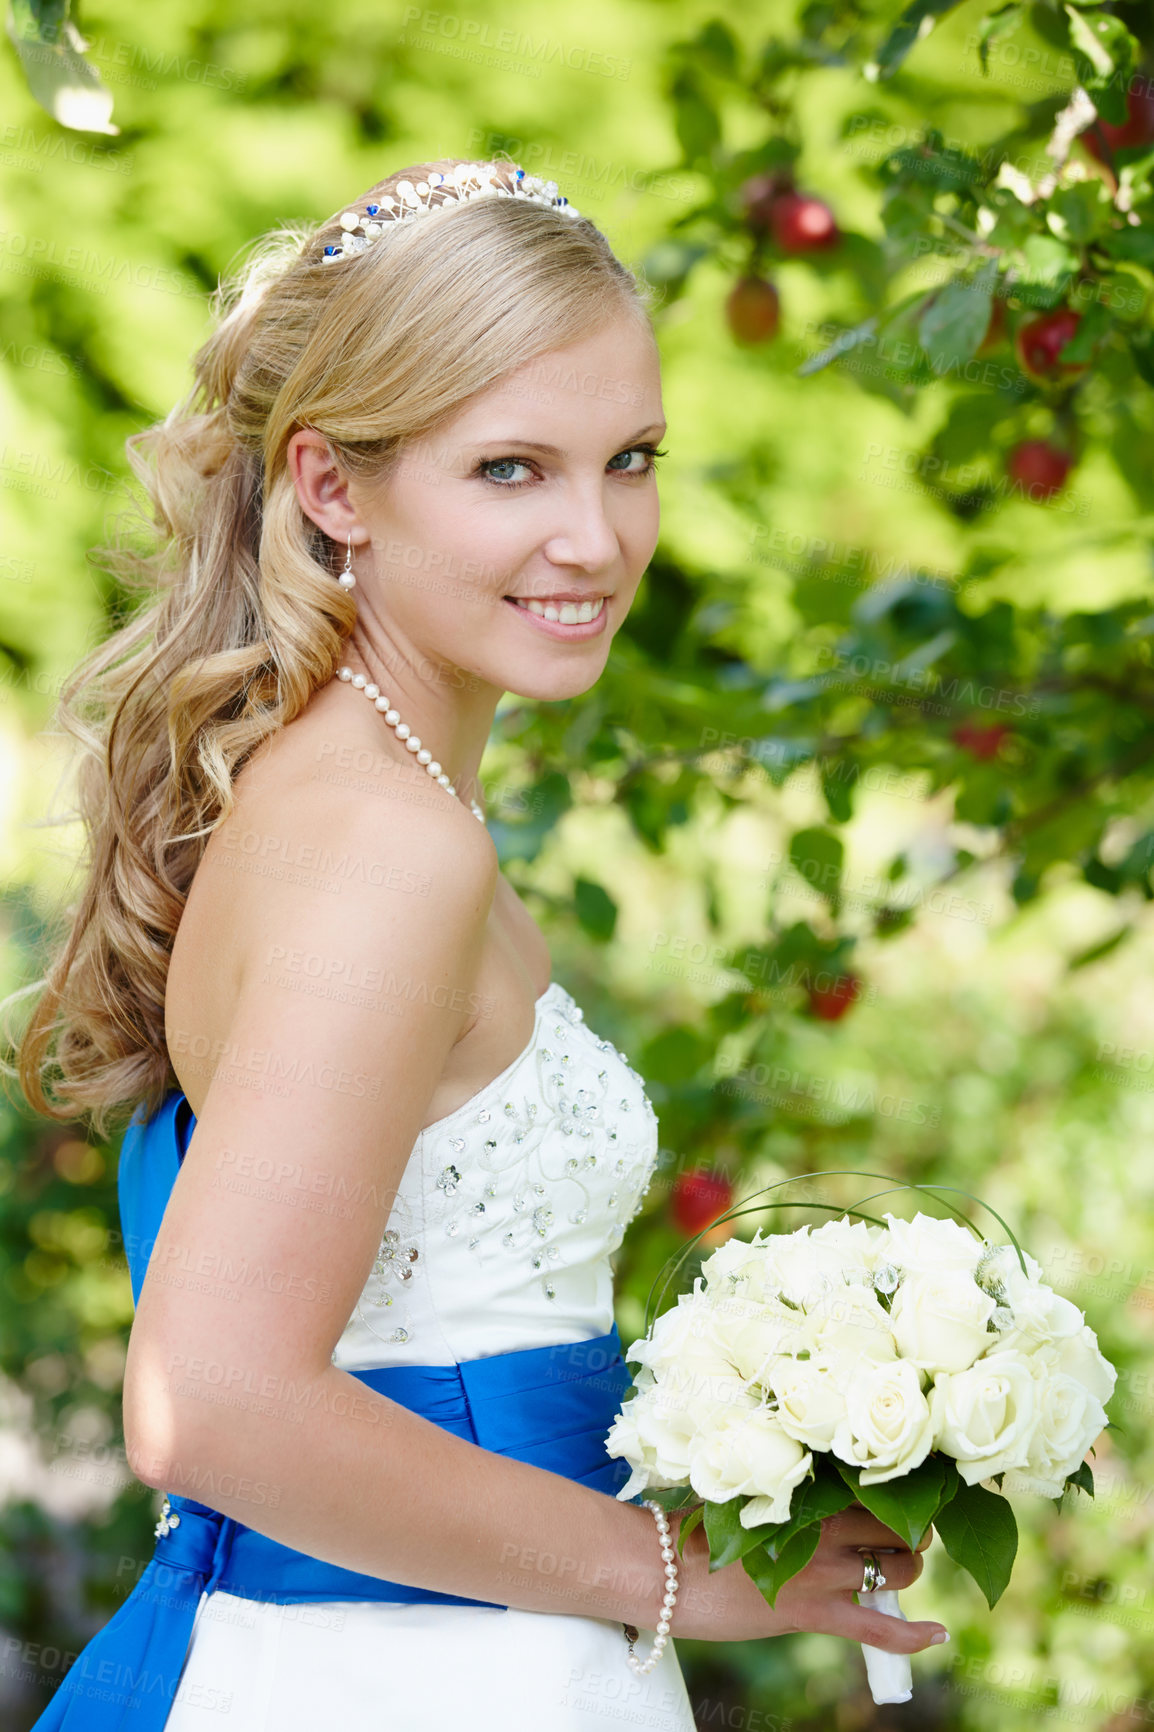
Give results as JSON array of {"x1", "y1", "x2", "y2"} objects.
[
  {"x1": 607, "y1": 446, "x2": 666, "y2": 474},
  {"x1": 476, "y1": 445, "x2": 667, "y2": 490},
  {"x1": 482, "y1": 458, "x2": 534, "y2": 486}
]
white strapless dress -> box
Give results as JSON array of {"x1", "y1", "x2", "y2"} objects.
[{"x1": 165, "y1": 981, "x2": 698, "y2": 1730}]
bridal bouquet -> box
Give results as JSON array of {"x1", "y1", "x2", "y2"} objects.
[{"x1": 607, "y1": 1196, "x2": 1115, "y2": 1704}]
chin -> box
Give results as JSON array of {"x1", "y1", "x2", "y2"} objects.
[{"x1": 502, "y1": 656, "x2": 611, "y2": 703}]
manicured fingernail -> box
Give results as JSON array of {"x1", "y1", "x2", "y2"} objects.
[{"x1": 931, "y1": 1630, "x2": 950, "y2": 1646}]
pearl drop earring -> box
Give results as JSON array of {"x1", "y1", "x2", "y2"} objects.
[{"x1": 338, "y1": 533, "x2": 356, "y2": 590}]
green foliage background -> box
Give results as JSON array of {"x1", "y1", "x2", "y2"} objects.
[{"x1": 2, "y1": 0, "x2": 1154, "y2": 1726}]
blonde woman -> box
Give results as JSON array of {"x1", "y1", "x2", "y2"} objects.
[{"x1": 16, "y1": 158, "x2": 945, "y2": 1731}]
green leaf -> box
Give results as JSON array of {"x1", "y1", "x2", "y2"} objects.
[
  {"x1": 670, "y1": 68, "x2": 721, "y2": 163},
  {"x1": 1018, "y1": 234, "x2": 1080, "y2": 289},
  {"x1": 835, "y1": 1454, "x2": 949, "y2": 1550},
  {"x1": 790, "y1": 826, "x2": 844, "y2": 913},
  {"x1": 677, "y1": 1503, "x2": 706, "y2": 1555},
  {"x1": 741, "y1": 1521, "x2": 823, "y2": 1608},
  {"x1": 870, "y1": 0, "x2": 967, "y2": 80},
  {"x1": 798, "y1": 316, "x2": 879, "y2": 377},
  {"x1": 822, "y1": 762, "x2": 855, "y2": 824},
  {"x1": 703, "y1": 1497, "x2": 768, "y2": 1569},
  {"x1": 1064, "y1": 8, "x2": 1139, "y2": 124},
  {"x1": 6, "y1": 0, "x2": 119, "y2": 134},
  {"x1": 1047, "y1": 182, "x2": 1110, "y2": 247},
  {"x1": 1100, "y1": 228, "x2": 1154, "y2": 271},
  {"x1": 1068, "y1": 925, "x2": 1129, "y2": 970},
  {"x1": 573, "y1": 876, "x2": 618, "y2": 942},
  {"x1": 919, "y1": 281, "x2": 994, "y2": 373},
  {"x1": 694, "y1": 19, "x2": 741, "y2": 79},
  {"x1": 1128, "y1": 330, "x2": 1154, "y2": 387},
  {"x1": 978, "y1": 3, "x2": 1025, "y2": 71},
  {"x1": 933, "y1": 1478, "x2": 1019, "y2": 1608},
  {"x1": 1065, "y1": 1460, "x2": 1095, "y2": 1498},
  {"x1": 760, "y1": 1465, "x2": 858, "y2": 1559}
]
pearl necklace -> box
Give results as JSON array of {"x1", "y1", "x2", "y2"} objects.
[{"x1": 336, "y1": 666, "x2": 486, "y2": 824}]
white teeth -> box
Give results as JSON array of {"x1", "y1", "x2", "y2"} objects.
[{"x1": 515, "y1": 597, "x2": 605, "y2": 624}]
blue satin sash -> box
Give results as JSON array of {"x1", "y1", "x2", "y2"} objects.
[{"x1": 33, "y1": 1089, "x2": 636, "y2": 1729}]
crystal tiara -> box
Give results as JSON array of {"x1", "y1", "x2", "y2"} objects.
[{"x1": 321, "y1": 161, "x2": 582, "y2": 262}]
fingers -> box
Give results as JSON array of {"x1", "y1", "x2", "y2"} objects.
[
  {"x1": 851, "y1": 1549, "x2": 924, "y2": 1592},
  {"x1": 847, "y1": 1610, "x2": 950, "y2": 1654},
  {"x1": 824, "y1": 1509, "x2": 911, "y2": 1551},
  {"x1": 824, "y1": 1509, "x2": 935, "y2": 1553}
]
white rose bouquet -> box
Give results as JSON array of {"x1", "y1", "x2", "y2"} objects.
[{"x1": 607, "y1": 1186, "x2": 1115, "y2": 1705}]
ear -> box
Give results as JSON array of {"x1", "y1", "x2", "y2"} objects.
[{"x1": 286, "y1": 429, "x2": 369, "y2": 545}]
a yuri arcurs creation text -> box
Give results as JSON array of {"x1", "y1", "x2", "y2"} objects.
[{"x1": 607, "y1": 1207, "x2": 1116, "y2": 1704}]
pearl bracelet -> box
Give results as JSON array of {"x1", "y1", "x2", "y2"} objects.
[{"x1": 622, "y1": 1499, "x2": 679, "y2": 1676}]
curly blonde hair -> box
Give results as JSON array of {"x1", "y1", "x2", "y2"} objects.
[{"x1": 4, "y1": 155, "x2": 654, "y2": 1139}]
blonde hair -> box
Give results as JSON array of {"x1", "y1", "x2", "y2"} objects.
[{"x1": 5, "y1": 156, "x2": 654, "y2": 1139}]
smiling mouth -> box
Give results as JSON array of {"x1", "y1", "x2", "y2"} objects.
[{"x1": 506, "y1": 596, "x2": 607, "y2": 624}]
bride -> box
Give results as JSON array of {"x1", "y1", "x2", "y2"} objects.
[{"x1": 17, "y1": 157, "x2": 947, "y2": 1730}]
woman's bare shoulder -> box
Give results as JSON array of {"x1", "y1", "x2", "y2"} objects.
[{"x1": 167, "y1": 698, "x2": 497, "y2": 1081}]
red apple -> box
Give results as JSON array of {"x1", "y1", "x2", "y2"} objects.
[
  {"x1": 770, "y1": 192, "x2": 840, "y2": 254},
  {"x1": 1082, "y1": 86, "x2": 1154, "y2": 161},
  {"x1": 1007, "y1": 439, "x2": 1073, "y2": 501},
  {"x1": 725, "y1": 275, "x2": 781, "y2": 344},
  {"x1": 953, "y1": 720, "x2": 1010, "y2": 760},
  {"x1": 1016, "y1": 308, "x2": 1084, "y2": 380},
  {"x1": 808, "y1": 974, "x2": 860, "y2": 1021},
  {"x1": 671, "y1": 1168, "x2": 734, "y2": 1237}
]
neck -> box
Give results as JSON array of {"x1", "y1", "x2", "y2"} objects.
[{"x1": 332, "y1": 635, "x2": 501, "y2": 813}]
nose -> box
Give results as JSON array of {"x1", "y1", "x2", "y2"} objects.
[{"x1": 541, "y1": 478, "x2": 621, "y2": 576}]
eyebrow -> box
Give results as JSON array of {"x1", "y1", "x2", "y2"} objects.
[{"x1": 465, "y1": 423, "x2": 667, "y2": 457}]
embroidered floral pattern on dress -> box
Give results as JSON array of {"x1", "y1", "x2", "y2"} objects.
[{"x1": 336, "y1": 983, "x2": 659, "y2": 1360}]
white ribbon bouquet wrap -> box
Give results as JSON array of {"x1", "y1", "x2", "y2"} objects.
[{"x1": 606, "y1": 1179, "x2": 1116, "y2": 1705}]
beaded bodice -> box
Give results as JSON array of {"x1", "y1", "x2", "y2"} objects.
[{"x1": 331, "y1": 981, "x2": 660, "y2": 1370}]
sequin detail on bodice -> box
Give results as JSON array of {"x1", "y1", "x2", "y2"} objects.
[{"x1": 331, "y1": 982, "x2": 659, "y2": 1370}]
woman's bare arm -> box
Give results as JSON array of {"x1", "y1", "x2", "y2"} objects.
[{"x1": 123, "y1": 784, "x2": 945, "y2": 1652}]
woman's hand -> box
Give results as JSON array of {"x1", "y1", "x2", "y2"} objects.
[{"x1": 668, "y1": 1504, "x2": 948, "y2": 1652}]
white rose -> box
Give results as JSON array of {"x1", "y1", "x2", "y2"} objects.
[
  {"x1": 768, "y1": 1353, "x2": 848, "y2": 1449},
  {"x1": 881, "y1": 1212, "x2": 985, "y2": 1278},
  {"x1": 980, "y1": 1256, "x2": 1084, "y2": 1357},
  {"x1": 629, "y1": 1295, "x2": 739, "y2": 1384},
  {"x1": 831, "y1": 1357, "x2": 935, "y2": 1485},
  {"x1": 803, "y1": 1285, "x2": 899, "y2": 1364},
  {"x1": 700, "y1": 1231, "x2": 779, "y2": 1303},
  {"x1": 722, "y1": 1300, "x2": 807, "y2": 1384},
  {"x1": 807, "y1": 1216, "x2": 885, "y2": 1272},
  {"x1": 890, "y1": 1272, "x2": 997, "y2": 1375},
  {"x1": 928, "y1": 1350, "x2": 1038, "y2": 1485},
  {"x1": 610, "y1": 1376, "x2": 761, "y2": 1495},
  {"x1": 686, "y1": 1402, "x2": 812, "y2": 1526},
  {"x1": 1043, "y1": 1325, "x2": 1117, "y2": 1407},
  {"x1": 607, "y1": 1401, "x2": 682, "y2": 1501},
  {"x1": 1013, "y1": 1365, "x2": 1108, "y2": 1499},
  {"x1": 762, "y1": 1222, "x2": 878, "y2": 1307}
]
